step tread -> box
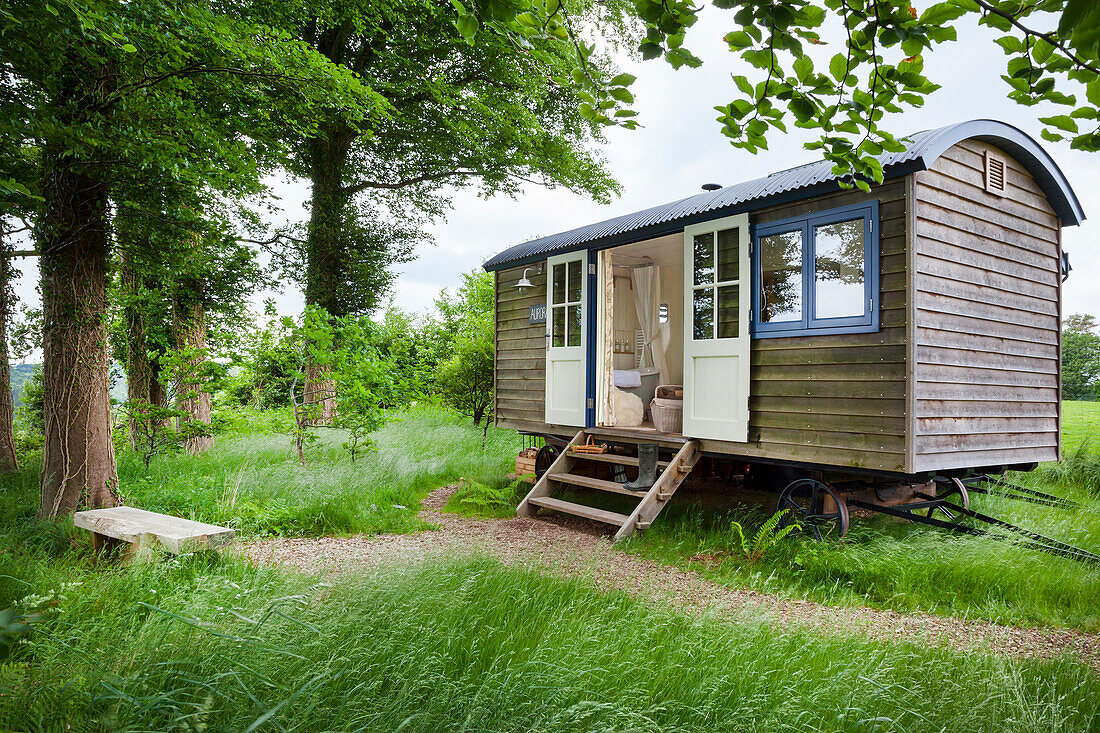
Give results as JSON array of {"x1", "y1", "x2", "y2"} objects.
[
  {"x1": 567, "y1": 451, "x2": 670, "y2": 469},
  {"x1": 526, "y1": 496, "x2": 630, "y2": 526},
  {"x1": 551, "y1": 472, "x2": 649, "y2": 497}
]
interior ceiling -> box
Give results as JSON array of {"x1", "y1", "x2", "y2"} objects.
[{"x1": 610, "y1": 233, "x2": 682, "y2": 269}]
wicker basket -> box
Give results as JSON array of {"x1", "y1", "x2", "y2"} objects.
[{"x1": 651, "y1": 384, "x2": 684, "y2": 433}]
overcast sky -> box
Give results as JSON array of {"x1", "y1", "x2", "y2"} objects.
[{"x1": 10, "y1": 10, "x2": 1100, "y2": 325}]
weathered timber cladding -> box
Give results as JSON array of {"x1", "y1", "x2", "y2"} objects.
[
  {"x1": 911, "y1": 140, "x2": 1061, "y2": 471},
  {"x1": 730, "y1": 181, "x2": 909, "y2": 472},
  {"x1": 495, "y1": 265, "x2": 572, "y2": 434}
]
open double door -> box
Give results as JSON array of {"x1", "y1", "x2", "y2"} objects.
[{"x1": 544, "y1": 213, "x2": 750, "y2": 443}]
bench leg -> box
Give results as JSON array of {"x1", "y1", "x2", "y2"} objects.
[{"x1": 121, "y1": 534, "x2": 157, "y2": 565}]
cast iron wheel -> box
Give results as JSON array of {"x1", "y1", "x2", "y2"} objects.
[
  {"x1": 534, "y1": 445, "x2": 559, "y2": 479},
  {"x1": 777, "y1": 478, "x2": 850, "y2": 540},
  {"x1": 926, "y1": 476, "x2": 970, "y2": 523}
]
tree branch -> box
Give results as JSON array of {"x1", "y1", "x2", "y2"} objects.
[{"x1": 974, "y1": 0, "x2": 1100, "y2": 76}]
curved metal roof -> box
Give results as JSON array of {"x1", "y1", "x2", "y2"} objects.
[{"x1": 483, "y1": 119, "x2": 1084, "y2": 271}]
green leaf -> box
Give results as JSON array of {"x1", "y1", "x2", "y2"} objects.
[
  {"x1": 829, "y1": 53, "x2": 848, "y2": 82},
  {"x1": 793, "y1": 55, "x2": 812, "y2": 82},
  {"x1": 610, "y1": 73, "x2": 636, "y2": 87},
  {"x1": 1040, "y1": 114, "x2": 1079, "y2": 133},
  {"x1": 455, "y1": 14, "x2": 478, "y2": 39},
  {"x1": 919, "y1": 2, "x2": 967, "y2": 25}
]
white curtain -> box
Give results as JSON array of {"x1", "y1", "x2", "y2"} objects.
[
  {"x1": 632, "y1": 265, "x2": 668, "y2": 377},
  {"x1": 600, "y1": 251, "x2": 616, "y2": 426}
]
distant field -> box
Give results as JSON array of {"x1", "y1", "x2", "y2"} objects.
[{"x1": 1062, "y1": 400, "x2": 1100, "y2": 452}]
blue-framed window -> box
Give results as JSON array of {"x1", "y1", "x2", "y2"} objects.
[{"x1": 752, "y1": 201, "x2": 879, "y2": 338}]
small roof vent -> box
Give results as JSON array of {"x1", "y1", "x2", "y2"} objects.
[
  {"x1": 984, "y1": 150, "x2": 1006, "y2": 196},
  {"x1": 701, "y1": 183, "x2": 722, "y2": 191}
]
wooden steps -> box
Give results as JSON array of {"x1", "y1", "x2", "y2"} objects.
[
  {"x1": 565, "y1": 452, "x2": 670, "y2": 470},
  {"x1": 551, "y1": 472, "x2": 647, "y2": 497},
  {"x1": 526, "y1": 496, "x2": 630, "y2": 526},
  {"x1": 516, "y1": 429, "x2": 700, "y2": 541}
]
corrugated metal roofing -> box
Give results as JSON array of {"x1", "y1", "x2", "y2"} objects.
[{"x1": 483, "y1": 119, "x2": 1084, "y2": 271}]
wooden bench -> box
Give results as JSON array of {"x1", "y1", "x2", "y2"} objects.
[{"x1": 73, "y1": 506, "x2": 235, "y2": 562}]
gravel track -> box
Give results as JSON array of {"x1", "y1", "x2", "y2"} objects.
[{"x1": 242, "y1": 484, "x2": 1100, "y2": 671}]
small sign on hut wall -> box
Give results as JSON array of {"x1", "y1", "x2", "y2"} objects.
[{"x1": 529, "y1": 304, "x2": 547, "y2": 324}]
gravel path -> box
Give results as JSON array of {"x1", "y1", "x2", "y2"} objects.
[{"x1": 243, "y1": 485, "x2": 1100, "y2": 670}]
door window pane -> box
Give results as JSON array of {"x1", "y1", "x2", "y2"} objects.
[
  {"x1": 814, "y1": 219, "x2": 865, "y2": 319},
  {"x1": 717, "y1": 285, "x2": 739, "y2": 339},
  {"x1": 760, "y1": 230, "x2": 803, "y2": 323},
  {"x1": 567, "y1": 260, "x2": 582, "y2": 303},
  {"x1": 693, "y1": 232, "x2": 714, "y2": 286},
  {"x1": 552, "y1": 307, "x2": 565, "y2": 347},
  {"x1": 717, "y1": 227, "x2": 739, "y2": 283},
  {"x1": 567, "y1": 304, "x2": 582, "y2": 346},
  {"x1": 552, "y1": 263, "x2": 566, "y2": 305},
  {"x1": 693, "y1": 288, "x2": 714, "y2": 340}
]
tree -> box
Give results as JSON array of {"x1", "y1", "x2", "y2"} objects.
[
  {"x1": 447, "y1": 0, "x2": 1100, "y2": 185},
  {"x1": 434, "y1": 270, "x2": 495, "y2": 430},
  {"x1": 1063, "y1": 313, "x2": 1100, "y2": 401},
  {"x1": 2, "y1": 0, "x2": 371, "y2": 518},
  {"x1": 235, "y1": 0, "x2": 626, "y2": 421}
]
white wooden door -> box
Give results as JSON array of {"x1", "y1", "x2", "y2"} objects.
[
  {"x1": 682, "y1": 214, "x2": 750, "y2": 441},
  {"x1": 545, "y1": 251, "x2": 588, "y2": 426}
]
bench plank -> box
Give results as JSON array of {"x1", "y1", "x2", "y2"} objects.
[{"x1": 73, "y1": 507, "x2": 235, "y2": 555}]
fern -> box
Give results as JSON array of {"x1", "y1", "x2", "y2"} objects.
[
  {"x1": 729, "y1": 509, "x2": 801, "y2": 563},
  {"x1": 453, "y1": 479, "x2": 514, "y2": 510}
]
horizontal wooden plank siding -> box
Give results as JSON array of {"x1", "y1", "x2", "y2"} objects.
[
  {"x1": 495, "y1": 266, "x2": 560, "y2": 433},
  {"x1": 911, "y1": 140, "x2": 1061, "y2": 472},
  {"x1": 734, "y1": 181, "x2": 909, "y2": 472}
]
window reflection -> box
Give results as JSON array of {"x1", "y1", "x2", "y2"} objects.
[
  {"x1": 760, "y1": 229, "x2": 803, "y2": 323},
  {"x1": 717, "y1": 285, "x2": 739, "y2": 338},
  {"x1": 717, "y1": 227, "x2": 739, "y2": 282},
  {"x1": 693, "y1": 288, "x2": 714, "y2": 340},
  {"x1": 814, "y1": 219, "x2": 865, "y2": 319},
  {"x1": 552, "y1": 263, "x2": 566, "y2": 305},
  {"x1": 693, "y1": 232, "x2": 714, "y2": 286},
  {"x1": 567, "y1": 304, "x2": 582, "y2": 346},
  {"x1": 552, "y1": 307, "x2": 565, "y2": 347},
  {"x1": 567, "y1": 260, "x2": 582, "y2": 303}
]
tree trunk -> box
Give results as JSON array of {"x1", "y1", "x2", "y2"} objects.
[
  {"x1": 122, "y1": 257, "x2": 168, "y2": 448},
  {"x1": 302, "y1": 127, "x2": 354, "y2": 424},
  {"x1": 0, "y1": 241, "x2": 19, "y2": 473},
  {"x1": 38, "y1": 145, "x2": 119, "y2": 518},
  {"x1": 172, "y1": 282, "x2": 214, "y2": 454}
]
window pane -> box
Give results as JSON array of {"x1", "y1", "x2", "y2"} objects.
[
  {"x1": 692, "y1": 288, "x2": 714, "y2": 340},
  {"x1": 760, "y1": 230, "x2": 803, "y2": 323},
  {"x1": 717, "y1": 285, "x2": 739, "y2": 339},
  {"x1": 552, "y1": 263, "x2": 566, "y2": 305},
  {"x1": 567, "y1": 260, "x2": 582, "y2": 303},
  {"x1": 693, "y1": 232, "x2": 714, "y2": 286},
  {"x1": 814, "y1": 218, "x2": 866, "y2": 319},
  {"x1": 567, "y1": 304, "x2": 582, "y2": 346},
  {"x1": 552, "y1": 306, "x2": 565, "y2": 347},
  {"x1": 717, "y1": 227, "x2": 740, "y2": 283}
]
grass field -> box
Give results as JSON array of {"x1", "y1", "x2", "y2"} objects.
[
  {"x1": 2, "y1": 554, "x2": 1097, "y2": 732},
  {"x1": 2, "y1": 402, "x2": 1099, "y2": 730},
  {"x1": 616, "y1": 401, "x2": 1100, "y2": 632},
  {"x1": 0, "y1": 403, "x2": 521, "y2": 539}
]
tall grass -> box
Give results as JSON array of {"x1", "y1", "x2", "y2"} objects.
[
  {"x1": 1, "y1": 554, "x2": 1096, "y2": 733},
  {"x1": 0, "y1": 403, "x2": 521, "y2": 538},
  {"x1": 619, "y1": 403, "x2": 1100, "y2": 632}
]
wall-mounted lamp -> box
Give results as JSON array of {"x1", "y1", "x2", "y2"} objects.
[{"x1": 515, "y1": 265, "x2": 541, "y2": 290}]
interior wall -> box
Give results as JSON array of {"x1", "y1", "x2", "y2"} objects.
[
  {"x1": 612, "y1": 271, "x2": 639, "y2": 370},
  {"x1": 609, "y1": 233, "x2": 684, "y2": 386}
]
